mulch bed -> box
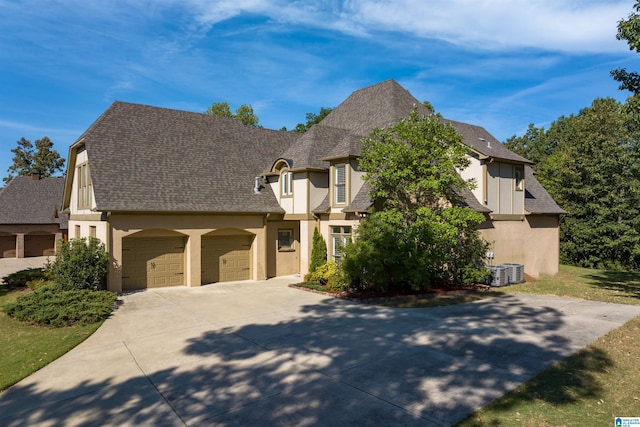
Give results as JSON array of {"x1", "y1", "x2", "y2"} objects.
[{"x1": 289, "y1": 282, "x2": 492, "y2": 305}]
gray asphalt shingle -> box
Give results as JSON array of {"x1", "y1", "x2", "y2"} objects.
[
  {"x1": 78, "y1": 102, "x2": 297, "y2": 213},
  {"x1": 0, "y1": 176, "x2": 66, "y2": 226}
]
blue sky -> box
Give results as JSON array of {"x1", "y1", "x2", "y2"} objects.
[{"x1": 0, "y1": 0, "x2": 638, "y2": 178}]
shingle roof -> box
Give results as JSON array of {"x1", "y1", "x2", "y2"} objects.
[
  {"x1": 524, "y1": 166, "x2": 566, "y2": 215},
  {"x1": 320, "y1": 79, "x2": 532, "y2": 164},
  {"x1": 342, "y1": 181, "x2": 373, "y2": 213},
  {"x1": 320, "y1": 80, "x2": 432, "y2": 136},
  {"x1": 78, "y1": 102, "x2": 297, "y2": 213},
  {"x1": 446, "y1": 119, "x2": 532, "y2": 164},
  {"x1": 0, "y1": 176, "x2": 67, "y2": 226},
  {"x1": 277, "y1": 125, "x2": 361, "y2": 170},
  {"x1": 311, "y1": 194, "x2": 330, "y2": 214}
]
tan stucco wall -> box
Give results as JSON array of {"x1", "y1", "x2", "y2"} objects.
[
  {"x1": 478, "y1": 215, "x2": 560, "y2": 278},
  {"x1": 292, "y1": 173, "x2": 307, "y2": 214},
  {"x1": 266, "y1": 220, "x2": 300, "y2": 277},
  {"x1": 106, "y1": 213, "x2": 267, "y2": 292},
  {"x1": 69, "y1": 219, "x2": 108, "y2": 243},
  {"x1": 459, "y1": 155, "x2": 483, "y2": 203},
  {"x1": 308, "y1": 172, "x2": 328, "y2": 212}
]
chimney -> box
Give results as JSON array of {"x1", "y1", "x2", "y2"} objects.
[{"x1": 31, "y1": 171, "x2": 42, "y2": 180}]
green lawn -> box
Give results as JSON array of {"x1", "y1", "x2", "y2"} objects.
[
  {"x1": 456, "y1": 265, "x2": 640, "y2": 426},
  {"x1": 0, "y1": 286, "x2": 102, "y2": 391}
]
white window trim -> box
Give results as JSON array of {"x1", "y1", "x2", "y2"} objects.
[{"x1": 281, "y1": 170, "x2": 293, "y2": 197}]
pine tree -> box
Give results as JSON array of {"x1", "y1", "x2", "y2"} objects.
[{"x1": 309, "y1": 227, "x2": 327, "y2": 273}]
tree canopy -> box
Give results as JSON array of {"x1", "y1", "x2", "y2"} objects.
[
  {"x1": 4, "y1": 136, "x2": 65, "y2": 184},
  {"x1": 341, "y1": 108, "x2": 488, "y2": 290},
  {"x1": 205, "y1": 101, "x2": 260, "y2": 127},
  {"x1": 506, "y1": 98, "x2": 640, "y2": 270},
  {"x1": 611, "y1": 2, "x2": 640, "y2": 94},
  {"x1": 291, "y1": 107, "x2": 333, "y2": 133}
]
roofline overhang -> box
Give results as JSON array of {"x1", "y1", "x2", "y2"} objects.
[
  {"x1": 321, "y1": 154, "x2": 360, "y2": 162},
  {"x1": 262, "y1": 167, "x2": 327, "y2": 177}
]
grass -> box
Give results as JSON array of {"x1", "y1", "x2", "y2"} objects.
[
  {"x1": 455, "y1": 265, "x2": 640, "y2": 426},
  {"x1": 0, "y1": 286, "x2": 103, "y2": 391}
]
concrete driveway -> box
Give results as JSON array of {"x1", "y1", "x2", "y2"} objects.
[{"x1": 1, "y1": 276, "x2": 639, "y2": 427}]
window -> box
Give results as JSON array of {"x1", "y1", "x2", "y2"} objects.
[
  {"x1": 89, "y1": 226, "x2": 96, "y2": 238},
  {"x1": 281, "y1": 170, "x2": 293, "y2": 197},
  {"x1": 77, "y1": 163, "x2": 92, "y2": 209},
  {"x1": 278, "y1": 229, "x2": 294, "y2": 251},
  {"x1": 75, "y1": 225, "x2": 81, "y2": 238},
  {"x1": 515, "y1": 167, "x2": 524, "y2": 191},
  {"x1": 334, "y1": 164, "x2": 346, "y2": 204},
  {"x1": 331, "y1": 226, "x2": 351, "y2": 263}
]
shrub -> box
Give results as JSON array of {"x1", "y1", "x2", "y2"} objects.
[
  {"x1": 50, "y1": 237, "x2": 109, "y2": 291},
  {"x1": 26, "y1": 278, "x2": 56, "y2": 290},
  {"x1": 342, "y1": 207, "x2": 488, "y2": 292},
  {"x1": 2, "y1": 268, "x2": 47, "y2": 289},
  {"x1": 324, "y1": 273, "x2": 349, "y2": 292},
  {"x1": 2, "y1": 284, "x2": 117, "y2": 327},
  {"x1": 309, "y1": 227, "x2": 327, "y2": 274},
  {"x1": 304, "y1": 261, "x2": 338, "y2": 286}
]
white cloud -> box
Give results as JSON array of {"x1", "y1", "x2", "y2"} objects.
[{"x1": 183, "y1": 0, "x2": 632, "y2": 54}]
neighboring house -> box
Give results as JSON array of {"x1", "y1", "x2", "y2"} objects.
[
  {"x1": 62, "y1": 80, "x2": 564, "y2": 292},
  {"x1": 0, "y1": 174, "x2": 68, "y2": 258}
]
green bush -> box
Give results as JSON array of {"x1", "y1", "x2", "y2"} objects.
[
  {"x1": 342, "y1": 207, "x2": 488, "y2": 292},
  {"x1": 324, "y1": 273, "x2": 349, "y2": 292},
  {"x1": 309, "y1": 227, "x2": 327, "y2": 274},
  {"x1": 50, "y1": 237, "x2": 109, "y2": 291},
  {"x1": 2, "y1": 284, "x2": 117, "y2": 327},
  {"x1": 2, "y1": 268, "x2": 47, "y2": 289},
  {"x1": 26, "y1": 278, "x2": 56, "y2": 290},
  {"x1": 304, "y1": 261, "x2": 338, "y2": 286}
]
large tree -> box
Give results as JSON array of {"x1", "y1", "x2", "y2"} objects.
[
  {"x1": 205, "y1": 101, "x2": 260, "y2": 127},
  {"x1": 611, "y1": 2, "x2": 640, "y2": 94},
  {"x1": 341, "y1": 108, "x2": 487, "y2": 290},
  {"x1": 4, "y1": 136, "x2": 65, "y2": 183},
  {"x1": 508, "y1": 99, "x2": 640, "y2": 270}
]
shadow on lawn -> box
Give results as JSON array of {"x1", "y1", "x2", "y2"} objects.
[
  {"x1": 584, "y1": 270, "x2": 640, "y2": 300},
  {"x1": 0, "y1": 294, "x2": 615, "y2": 426}
]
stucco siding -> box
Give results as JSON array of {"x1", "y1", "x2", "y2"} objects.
[
  {"x1": 479, "y1": 215, "x2": 560, "y2": 279},
  {"x1": 106, "y1": 213, "x2": 267, "y2": 292}
]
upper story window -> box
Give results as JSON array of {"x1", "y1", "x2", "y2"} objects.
[
  {"x1": 77, "y1": 163, "x2": 92, "y2": 209},
  {"x1": 515, "y1": 167, "x2": 524, "y2": 191},
  {"x1": 281, "y1": 170, "x2": 293, "y2": 197},
  {"x1": 334, "y1": 163, "x2": 346, "y2": 205}
]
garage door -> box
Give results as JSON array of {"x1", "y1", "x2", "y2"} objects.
[
  {"x1": 0, "y1": 235, "x2": 16, "y2": 258},
  {"x1": 201, "y1": 235, "x2": 252, "y2": 284},
  {"x1": 122, "y1": 236, "x2": 185, "y2": 290},
  {"x1": 24, "y1": 234, "x2": 55, "y2": 257}
]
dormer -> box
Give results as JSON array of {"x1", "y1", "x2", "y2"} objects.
[{"x1": 325, "y1": 157, "x2": 365, "y2": 212}]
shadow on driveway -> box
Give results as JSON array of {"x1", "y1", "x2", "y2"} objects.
[{"x1": 0, "y1": 291, "x2": 632, "y2": 426}]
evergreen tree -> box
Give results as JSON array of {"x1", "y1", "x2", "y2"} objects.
[{"x1": 309, "y1": 227, "x2": 327, "y2": 273}]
